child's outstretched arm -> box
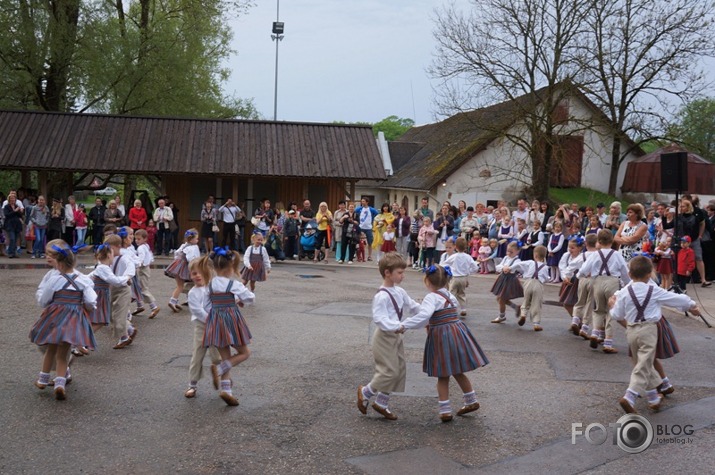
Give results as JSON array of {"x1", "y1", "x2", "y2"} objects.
[{"x1": 399, "y1": 295, "x2": 438, "y2": 331}]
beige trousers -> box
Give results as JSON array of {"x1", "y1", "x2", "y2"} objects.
[
  {"x1": 137, "y1": 266, "x2": 156, "y2": 305},
  {"x1": 369, "y1": 329, "x2": 406, "y2": 393},
  {"x1": 592, "y1": 276, "x2": 619, "y2": 338},
  {"x1": 572, "y1": 276, "x2": 594, "y2": 326},
  {"x1": 189, "y1": 320, "x2": 221, "y2": 384},
  {"x1": 626, "y1": 322, "x2": 660, "y2": 393},
  {"x1": 449, "y1": 276, "x2": 468, "y2": 310},
  {"x1": 110, "y1": 285, "x2": 130, "y2": 337},
  {"x1": 521, "y1": 279, "x2": 544, "y2": 324}
]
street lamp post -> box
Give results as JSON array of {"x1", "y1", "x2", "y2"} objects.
[{"x1": 271, "y1": 0, "x2": 284, "y2": 121}]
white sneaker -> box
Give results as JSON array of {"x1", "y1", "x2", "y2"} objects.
[
  {"x1": 337, "y1": 260, "x2": 343, "y2": 264},
  {"x1": 348, "y1": 261, "x2": 353, "y2": 264}
]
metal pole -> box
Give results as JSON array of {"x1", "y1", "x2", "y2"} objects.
[{"x1": 273, "y1": 0, "x2": 281, "y2": 121}]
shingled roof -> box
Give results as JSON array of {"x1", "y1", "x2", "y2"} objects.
[
  {"x1": 0, "y1": 110, "x2": 385, "y2": 180},
  {"x1": 384, "y1": 92, "x2": 538, "y2": 190}
]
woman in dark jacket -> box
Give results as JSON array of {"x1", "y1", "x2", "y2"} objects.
[
  {"x1": 339, "y1": 203, "x2": 360, "y2": 263},
  {"x1": 3, "y1": 195, "x2": 24, "y2": 258},
  {"x1": 48, "y1": 198, "x2": 65, "y2": 242},
  {"x1": 395, "y1": 206, "x2": 411, "y2": 258}
]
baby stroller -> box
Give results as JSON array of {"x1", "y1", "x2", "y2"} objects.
[{"x1": 298, "y1": 221, "x2": 325, "y2": 261}]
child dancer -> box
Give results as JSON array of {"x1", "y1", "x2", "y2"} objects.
[
  {"x1": 119, "y1": 227, "x2": 144, "y2": 316},
  {"x1": 502, "y1": 245, "x2": 550, "y2": 331},
  {"x1": 577, "y1": 229, "x2": 630, "y2": 353},
  {"x1": 490, "y1": 241, "x2": 523, "y2": 323},
  {"x1": 30, "y1": 239, "x2": 97, "y2": 400},
  {"x1": 571, "y1": 233, "x2": 598, "y2": 339},
  {"x1": 106, "y1": 234, "x2": 138, "y2": 348},
  {"x1": 443, "y1": 237, "x2": 479, "y2": 317},
  {"x1": 87, "y1": 243, "x2": 130, "y2": 333},
  {"x1": 134, "y1": 229, "x2": 160, "y2": 318},
  {"x1": 654, "y1": 237, "x2": 673, "y2": 290},
  {"x1": 546, "y1": 221, "x2": 566, "y2": 282},
  {"x1": 398, "y1": 265, "x2": 489, "y2": 422},
  {"x1": 205, "y1": 248, "x2": 255, "y2": 406},
  {"x1": 676, "y1": 236, "x2": 695, "y2": 291},
  {"x1": 165, "y1": 229, "x2": 200, "y2": 312},
  {"x1": 610, "y1": 256, "x2": 700, "y2": 414},
  {"x1": 357, "y1": 252, "x2": 420, "y2": 420},
  {"x1": 418, "y1": 216, "x2": 437, "y2": 269},
  {"x1": 558, "y1": 236, "x2": 584, "y2": 325},
  {"x1": 241, "y1": 232, "x2": 271, "y2": 292},
  {"x1": 185, "y1": 256, "x2": 222, "y2": 398}
]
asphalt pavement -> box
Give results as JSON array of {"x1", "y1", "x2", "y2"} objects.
[{"x1": 0, "y1": 255, "x2": 713, "y2": 474}]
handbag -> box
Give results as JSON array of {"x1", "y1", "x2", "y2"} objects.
[{"x1": 212, "y1": 224, "x2": 220, "y2": 233}]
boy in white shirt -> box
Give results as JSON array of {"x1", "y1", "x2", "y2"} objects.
[
  {"x1": 357, "y1": 252, "x2": 420, "y2": 420},
  {"x1": 610, "y1": 256, "x2": 700, "y2": 414},
  {"x1": 503, "y1": 245, "x2": 550, "y2": 331},
  {"x1": 134, "y1": 229, "x2": 160, "y2": 318},
  {"x1": 577, "y1": 230, "x2": 630, "y2": 353},
  {"x1": 442, "y1": 237, "x2": 479, "y2": 317}
]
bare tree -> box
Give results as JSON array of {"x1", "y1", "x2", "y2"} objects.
[
  {"x1": 580, "y1": 0, "x2": 715, "y2": 195},
  {"x1": 430, "y1": 0, "x2": 589, "y2": 201}
]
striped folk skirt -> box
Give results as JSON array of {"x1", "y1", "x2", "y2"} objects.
[
  {"x1": 240, "y1": 250, "x2": 267, "y2": 282},
  {"x1": 203, "y1": 293, "x2": 252, "y2": 349},
  {"x1": 491, "y1": 273, "x2": 524, "y2": 301},
  {"x1": 89, "y1": 279, "x2": 111, "y2": 325},
  {"x1": 628, "y1": 316, "x2": 680, "y2": 359},
  {"x1": 559, "y1": 278, "x2": 579, "y2": 306},
  {"x1": 423, "y1": 308, "x2": 489, "y2": 377},
  {"x1": 29, "y1": 290, "x2": 97, "y2": 349},
  {"x1": 130, "y1": 275, "x2": 143, "y2": 303},
  {"x1": 165, "y1": 256, "x2": 191, "y2": 282}
]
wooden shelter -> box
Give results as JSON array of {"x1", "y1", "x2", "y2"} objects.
[{"x1": 0, "y1": 110, "x2": 385, "y2": 231}]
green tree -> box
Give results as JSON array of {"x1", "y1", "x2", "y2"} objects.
[
  {"x1": 0, "y1": 0, "x2": 258, "y2": 118},
  {"x1": 671, "y1": 98, "x2": 715, "y2": 161},
  {"x1": 372, "y1": 115, "x2": 414, "y2": 141}
]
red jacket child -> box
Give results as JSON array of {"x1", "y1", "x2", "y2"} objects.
[{"x1": 677, "y1": 237, "x2": 695, "y2": 277}]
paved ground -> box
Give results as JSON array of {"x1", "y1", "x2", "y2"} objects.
[{"x1": 0, "y1": 255, "x2": 714, "y2": 474}]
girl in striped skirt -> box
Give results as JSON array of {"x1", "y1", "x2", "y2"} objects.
[
  {"x1": 204, "y1": 248, "x2": 255, "y2": 406},
  {"x1": 165, "y1": 229, "x2": 200, "y2": 312},
  {"x1": 29, "y1": 239, "x2": 97, "y2": 400},
  {"x1": 558, "y1": 236, "x2": 584, "y2": 329},
  {"x1": 241, "y1": 232, "x2": 271, "y2": 291},
  {"x1": 490, "y1": 241, "x2": 523, "y2": 323},
  {"x1": 399, "y1": 265, "x2": 489, "y2": 422}
]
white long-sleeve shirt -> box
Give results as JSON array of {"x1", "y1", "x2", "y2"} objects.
[
  {"x1": 610, "y1": 282, "x2": 695, "y2": 323},
  {"x1": 88, "y1": 263, "x2": 131, "y2": 287},
  {"x1": 441, "y1": 252, "x2": 479, "y2": 277},
  {"x1": 176, "y1": 243, "x2": 200, "y2": 263},
  {"x1": 36, "y1": 269, "x2": 97, "y2": 310},
  {"x1": 563, "y1": 249, "x2": 596, "y2": 279},
  {"x1": 120, "y1": 246, "x2": 141, "y2": 267},
  {"x1": 577, "y1": 248, "x2": 630, "y2": 283},
  {"x1": 209, "y1": 276, "x2": 255, "y2": 305},
  {"x1": 372, "y1": 286, "x2": 420, "y2": 332},
  {"x1": 496, "y1": 255, "x2": 520, "y2": 273},
  {"x1": 509, "y1": 260, "x2": 550, "y2": 283},
  {"x1": 401, "y1": 290, "x2": 458, "y2": 330},
  {"x1": 243, "y1": 245, "x2": 271, "y2": 271},
  {"x1": 112, "y1": 253, "x2": 135, "y2": 278},
  {"x1": 188, "y1": 285, "x2": 211, "y2": 323},
  {"x1": 547, "y1": 233, "x2": 565, "y2": 254},
  {"x1": 137, "y1": 243, "x2": 154, "y2": 267}
]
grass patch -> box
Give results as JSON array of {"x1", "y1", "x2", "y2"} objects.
[{"x1": 549, "y1": 187, "x2": 629, "y2": 207}]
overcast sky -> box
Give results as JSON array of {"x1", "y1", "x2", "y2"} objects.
[{"x1": 226, "y1": 0, "x2": 470, "y2": 125}]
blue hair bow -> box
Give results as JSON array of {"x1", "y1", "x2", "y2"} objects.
[
  {"x1": 71, "y1": 243, "x2": 86, "y2": 254},
  {"x1": 185, "y1": 229, "x2": 197, "y2": 238},
  {"x1": 632, "y1": 251, "x2": 653, "y2": 259},
  {"x1": 443, "y1": 265, "x2": 453, "y2": 277},
  {"x1": 95, "y1": 243, "x2": 109, "y2": 252},
  {"x1": 570, "y1": 234, "x2": 585, "y2": 246},
  {"x1": 51, "y1": 244, "x2": 69, "y2": 256},
  {"x1": 426, "y1": 265, "x2": 438, "y2": 275},
  {"x1": 117, "y1": 227, "x2": 128, "y2": 238},
  {"x1": 442, "y1": 235, "x2": 457, "y2": 244},
  {"x1": 213, "y1": 246, "x2": 231, "y2": 257}
]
